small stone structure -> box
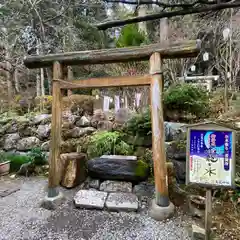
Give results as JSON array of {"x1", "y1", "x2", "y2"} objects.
[{"x1": 73, "y1": 155, "x2": 156, "y2": 213}]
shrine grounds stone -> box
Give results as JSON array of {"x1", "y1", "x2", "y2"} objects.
[
  {"x1": 100, "y1": 180, "x2": 132, "y2": 193},
  {"x1": 105, "y1": 192, "x2": 139, "y2": 212},
  {"x1": 89, "y1": 179, "x2": 100, "y2": 189},
  {"x1": 74, "y1": 190, "x2": 108, "y2": 210}
]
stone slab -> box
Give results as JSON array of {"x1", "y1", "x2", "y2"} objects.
[
  {"x1": 74, "y1": 190, "x2": 108, "y2": 210},
  {"x1": 105, "y1": 192, "x2": 139, "y2": 212},
  {"x1": 0, "y1": 187, "x2": 20, "y2": 197},
  {"x1": 100, "y1": 180, "x2": 132, "y2": 193},
  {"x1": 191, "y1": 224, "x2": 205, "y2": 240},
  {"x1": 100, "y1": 155, "x2": 137, "y2": 161},
  {"x1": 89, "y1": 179, "x2": 100, "y2": 189}
]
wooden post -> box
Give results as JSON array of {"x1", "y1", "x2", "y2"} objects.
[
  {"x1": 150, "y1": 52, "x2": 169, "y2": 207},
  {"x1": 205, "y1": 189, "x2": 212, "y2": 240},
  {"x1": 48, "y1": 61, "x2": 63, "y2": 198}
]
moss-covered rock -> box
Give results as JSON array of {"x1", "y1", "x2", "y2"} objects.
[{"x1": 135, "y1": 160, "x2": 149, "y2": 178}]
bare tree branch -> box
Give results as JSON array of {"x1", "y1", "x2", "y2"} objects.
[
  {"x1": 104, "y1": 0, "x2": 221, "y2": 9},
  {"x1": 97, "y1": 1, "x2": 240, "y2": 30}
]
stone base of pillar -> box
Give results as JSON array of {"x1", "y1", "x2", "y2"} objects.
[
  {"x1": 149, "y1": 199, "x2": 175, "y2": 221},
  {"x1": 40, "y1": 191, "x2": 65, "y2": 210}
]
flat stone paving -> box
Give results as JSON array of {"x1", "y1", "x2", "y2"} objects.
[
  {"x1": 0, "y1": 176, "x2": 191, "y2": 240},
  {"x1": 105, "y1": 192, "x2": 139, "y2": 212},
  {"x1": 74, "y1": 190, "x2": 108, "y2": 209},
  {"x1": 99, "y1": 180, "x2": 132, "y2": 193}
]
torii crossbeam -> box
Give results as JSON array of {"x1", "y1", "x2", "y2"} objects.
[{"x1": 24, "y1": 39, "x2": 201, "y2": 220}]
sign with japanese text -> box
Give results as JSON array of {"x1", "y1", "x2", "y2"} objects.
[{"x1": 187, "y1": 129, "x2": 235, "y2": 188}]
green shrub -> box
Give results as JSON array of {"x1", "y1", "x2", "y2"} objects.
[
  {"x1": 123, "y1": 84, "x2": 209, "y2": 138},
  {"x1": 116, "y1": 24, "x2": 148, "y2": 48},
  {"x1": 28, "y1": 148, "x2": 47, "y2": 166},
  {"x1": 1, "y1": 153, "x2": 31, "y2": 172},
  {"x1": 164, "y1": 83, "x2": 209, "y2": 118},
  {"x1": 87, "y1": 131, "x2": 133, "y2": 158},
  {"x1": 123, "y1": 107, "x2": 151, "y2": 137}
]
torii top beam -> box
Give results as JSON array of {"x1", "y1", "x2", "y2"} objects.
[{"x1": 24, "y1": 40, "x2": 201, "y2": 69}]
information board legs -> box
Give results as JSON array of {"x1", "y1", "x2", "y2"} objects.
[{"x1": 205, "y1": 189, "x2": 212, "y2": 240}]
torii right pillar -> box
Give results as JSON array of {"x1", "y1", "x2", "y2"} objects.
[{"x1": 149, "y1": 52, "x2": 175, "y2": 220}]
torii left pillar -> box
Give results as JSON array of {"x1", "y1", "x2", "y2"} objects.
[{"x1": 41, "y1": 61, "x2": 65, "y2": 209}]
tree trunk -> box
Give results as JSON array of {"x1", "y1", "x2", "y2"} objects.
[
  {"x1": 138, "y1": 5, "x2": 148, "y2": 35},
  {"x1": 40, "y1": 68, "x2": 45, "y2": 96},
  {"x1": 36, "y1": 71, "x2": 41, "y2": 97},
  {"x1": 46, "y1": 68, "x2": 52, "y2": 95},
  {"x1": 160, "y1": 18, "x2": 168, "y2": 42},
  {"x1": 14, "y1": 68, "x2": 20, "y2": 93},
  {"x1": 5, "y1": 51, "x2": 13, "y2": 107}
]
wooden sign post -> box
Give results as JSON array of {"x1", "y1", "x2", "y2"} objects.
[{"x1": 186, "y1": 122, "x2": 236, "y2": 239}]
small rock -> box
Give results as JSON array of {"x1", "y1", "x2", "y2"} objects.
[
  {"x1": 16, "y1": 137, "x2": 40, "y2": 151},
  {"x1": 100, "y1": 180, "x2": 132, "y2": 193},
  {"x1": 74, "y1": 190, "x2": 108, "y2": 209},
  {"x1": 105, "y1": 192, "x2": 139, "y2": 212},
  {"x1": 32, "y1": 114, "x2": 51, "y2": 125},
  {"x1": 41, "y1": 141, "x2": 50, "y2": 151},
  {"x1": 76, "y1": 116, "x2": 91, "y2": 127},
  {"x1": 97, "y1": 120, "x2": 113, "y2": 131},
  {"x1": 133, "y1": 182, "x2": 155, "y2": 197},
  {"x1": 4, "y1": 133, "x2": 20, "y2": 150},
  {"x1": 6, "y1": 123, "x2": 18, "y2": 133},
  {"x1": 89, "y1": 179, "x2": 100, "y2": 189},
  {"x1": 10, "y1": 174, "x2": 16, "y2": 179},
  {"x1": 191, "y1": 224, "x2": 205, "y2": 240},
  {"x1": 63, "y1": 127, "x2": 96, "y2": 139},
  {"x1": 36, "y1": 124, "x2": 51, "y2": 139}
]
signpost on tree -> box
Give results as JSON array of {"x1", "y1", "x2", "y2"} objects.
[{"x1": 185, "y1": 122, "x2": 236, "y2": 240}]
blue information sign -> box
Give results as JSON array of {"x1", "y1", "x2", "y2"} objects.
[{"x1": 188, "y1": 129, "x2": 233, "y2": 187}]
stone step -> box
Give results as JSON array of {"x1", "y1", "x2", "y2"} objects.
[
  {"x1": 74, "y1": 190, "x2": 108, "y2": 210},
  {"x1": 73, "y1": 190, "x2": 139, "y2": 212},
  {"x1": 105, "y1": 192, "x2": 139, "y2": 212},
  {"x1": 99, "y1": 180, "x2": 132, "y2": 193}
]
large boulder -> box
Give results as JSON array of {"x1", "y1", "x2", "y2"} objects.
[
  {"x1": 60, "y1": 153, "x2": 87, "y2": 188},
  {"x1": 87, "y1": 156, "x2": 149, "y2": 182},
  {"x1": 164, "y1": 122, "x2": 186, "y2": 142},
  {"x1": 114, "y1": 108, "x2": 132, "y2": 124},
  {"x1": 171, "y1": 160, "x2": 186, "y2": 183},
  {"x1": 4, "y1": 133, "x2": 21, "y2": 150},
  {"x1": 16, "y1": 137, "x2": 40, "y2": 151},
  {"x1": 165, "y1": 141, "x2": 186, "y2": 161},
  {"x1": 36, "y1": 124, "x2": 51, "y2": 140}
]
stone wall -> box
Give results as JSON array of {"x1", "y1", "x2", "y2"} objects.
[{"x1": 0, "y1": 108, "x2": 189, "y2": 183}]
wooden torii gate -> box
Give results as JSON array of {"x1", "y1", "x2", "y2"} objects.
[{"x1": 24, "y1": 40, "x2": 201, "y2": 218}]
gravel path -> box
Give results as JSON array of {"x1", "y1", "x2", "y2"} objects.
[{"x1": 0, "y1": 177, "x2": 191, "y2": 240}]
